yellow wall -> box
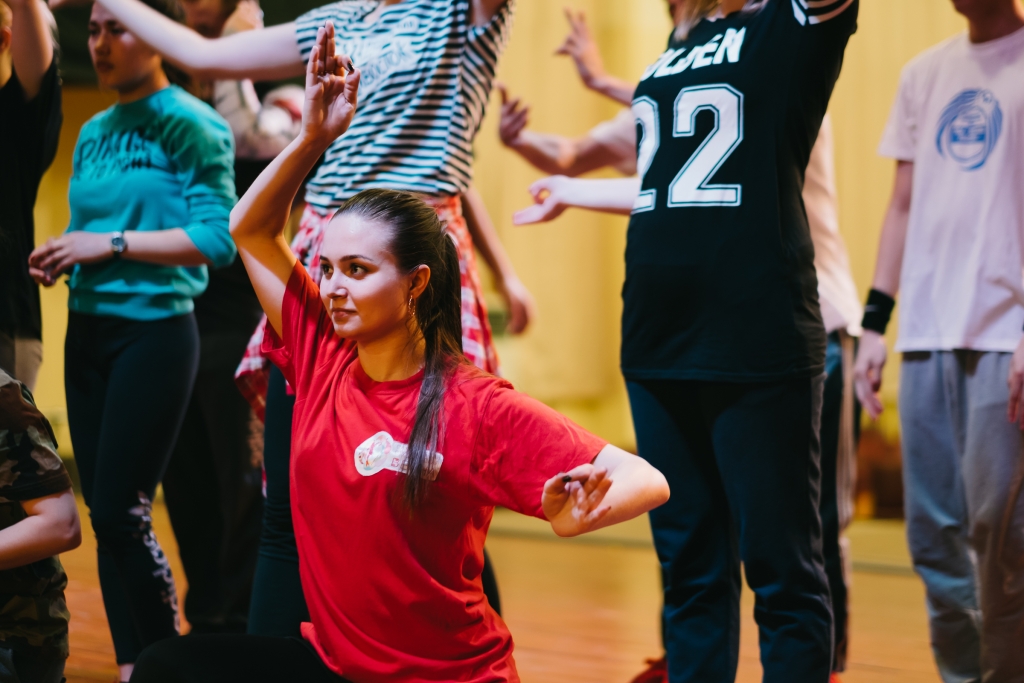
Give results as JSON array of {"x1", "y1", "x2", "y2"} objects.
[{"x1": 32, "y1": 1, "x2": 969, "y2": 451}]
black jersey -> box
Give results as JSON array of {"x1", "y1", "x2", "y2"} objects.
[{"x1": 622, "y1": 0, "x2": 857, "y2": 382}]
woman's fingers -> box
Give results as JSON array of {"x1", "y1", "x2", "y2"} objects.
[
  {"x1": 324, "y1": 22, "x2": 339, "y2": 75},
  {"x1": 28, "y1": 267, "x2": 54, "y2": 287},
  {"x1": 37, "y1": 245, "x2": 68, "y2": 272},
  {"x1": 306, "y1": 42, "x2": 320, "y2": 89}
]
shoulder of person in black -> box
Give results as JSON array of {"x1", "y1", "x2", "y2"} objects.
[
  {"x1": 0, "y1": 54, "x2": 63, "y2": 341},
  {"x1": 620, "y1": 0, "x2": 856, "y2": 382}
]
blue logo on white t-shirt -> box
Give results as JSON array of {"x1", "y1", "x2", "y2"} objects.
[{"x1": 935, "y1": 89, "x2": 1003, "y2": 171}]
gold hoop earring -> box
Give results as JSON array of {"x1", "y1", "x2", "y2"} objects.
[{"x1": 408, "y1": 295, "x2": 416, "y2": 319}]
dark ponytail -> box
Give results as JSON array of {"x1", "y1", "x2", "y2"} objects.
[{"x1": 336, "y1": 189, "x2": 466, "y2": 510}]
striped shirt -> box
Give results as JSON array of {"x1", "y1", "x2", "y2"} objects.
[{"x1": 295, "y1": 0, "x2": 515, "y2": 214}]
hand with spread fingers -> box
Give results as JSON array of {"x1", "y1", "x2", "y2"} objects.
[
  {"x1": 497, "y1": 83, "x2": 529, "y2": 148},
  {"x1": 542, "y1": 464, "x2": 614, "y2": 537},
  {"x1": 302, "y1": 21, "x2": 360, "y2": 147},
  {"x1": 555, "y1": 9, "x2": 605, "y2": 92}
]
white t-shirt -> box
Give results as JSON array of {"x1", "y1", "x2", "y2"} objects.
[
  {"x1": 805, "y1": 114, "x2": 863, "y2": 336},
  {"x1": 879, "y1": 26, "x2": 1024, "y2": 352},
  {"x1": 598, "y1": 110, "x2": 861, "y2": 334}
]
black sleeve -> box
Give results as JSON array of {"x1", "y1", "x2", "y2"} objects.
[{"x1": 13, "y1": 55, "x2": 64, "y2": 186}]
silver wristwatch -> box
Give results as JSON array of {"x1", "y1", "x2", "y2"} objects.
[{"x1": 111, "y1": 231, "x2": 126, "y2": 256}]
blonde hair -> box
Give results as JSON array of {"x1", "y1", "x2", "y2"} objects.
[
  {"x1": 674, "y1": 0, "x2": 722, "y2": 40},
  {"x1": 674, "y1": 0, "x2": 767, "y2": 41}
]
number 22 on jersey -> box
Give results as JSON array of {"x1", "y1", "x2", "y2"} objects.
[{"x1": 633, "y1": 84, "x2": 744, "y2": 212}]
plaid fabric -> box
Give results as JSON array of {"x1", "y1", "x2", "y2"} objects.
[{"x1": 235, "y1": 196, "x2": 499, "y2": 419}]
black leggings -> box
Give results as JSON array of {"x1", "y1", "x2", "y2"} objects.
[
  {"x1": 65, "y1": 311, "x2": 200, "y2": 664},
  {"x1": 130, "y1": 634, "x2": 347, "y2": 683},
  {"x1": 248, "y1": 367, "x2": 502, "y2": 637}
]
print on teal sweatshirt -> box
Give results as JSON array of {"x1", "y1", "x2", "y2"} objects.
[{"x1": 66, "y1": 85, "x2": 238, "y2": 321}]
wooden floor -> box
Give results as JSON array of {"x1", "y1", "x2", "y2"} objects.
[{"x1": 61, "y1": 498, "x2": 939, "y2": 683}]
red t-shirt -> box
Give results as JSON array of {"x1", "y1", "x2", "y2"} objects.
[{"x1": 263, "y1": 263, "x2": 607, "y2": 683}]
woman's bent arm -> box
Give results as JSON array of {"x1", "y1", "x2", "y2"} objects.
[
  {"x1": 542, "y1": 444, "x2": 669, "y2": 538},
  {"x1": 0, "y1": 490, "x2": 82, "y2": 570},
  {"x1": 232, "y1": 23, "x2": 359, "y2": 334},
  {"x1": 88, "y1": 0, "x2": 303, "y2": 81}
]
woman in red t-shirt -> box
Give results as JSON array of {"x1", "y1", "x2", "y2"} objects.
[{"x1": 129, "y1": 26, "x2": 670, "y2": 683}]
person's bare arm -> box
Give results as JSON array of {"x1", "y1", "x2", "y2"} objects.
[
  {"x1": 556, "y1": 9, "x2": 635, "y2": 106},
  {"x1": 8, "y1": 0, "x2": 54, "y2": 101},
  {"x1": 513, "y1": 176, "x2": 640, "y2": 225},
  {"x1": 28, "y1": 229, "x2": 217, "y2": 286},
  {"x1": 470, "y1": 0, "x2": 512, "y2": 27},
  {"x1": 51, "y1": 0, "x2": 302, "y2": 81},
  {"x1": 461, "y1": 186, "x2": 536, "y2": 334},
  {"x1": 498, "y1": 85, "x2": 636, "y2": 177},
  {"x1": 232, "y1": 23, "x2": 358, "y2": 333},
  {"x1": 0, "y1": 489, "x2": 81, "y2": 570},
  {"x1": 853, "y1": 160, "x2": 913, "y2": 419},
  {"x1": 542, "y1": 444, "x2": 669, "y2": 538}
]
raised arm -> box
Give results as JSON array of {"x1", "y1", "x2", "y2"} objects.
[
  {"x1": 852, "y1": 160, "x2": 913, "y2": 419},
  {"x1": 556, "y1": 9, "x2": 635, "y2": 106},
  {"x1": 232, "y1": 22, "x2": 358, "y2": 333},
  {"x1": 54, "y1": 0, "x2": 302, "y2": 80},
  {"x1": 513, "y1": 176, "x2": 640, "y2": 225},
  {"x1": 498, "y1": 86, "x2": 636, "y2": 177},
  {"x1": 8, "y1": 0, "x2": 54, "y2": 100},
  {"x1": 542, "y1": 444, "x2": 669, "y2": 537}
]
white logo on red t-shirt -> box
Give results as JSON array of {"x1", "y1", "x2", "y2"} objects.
[{"x1": 354, "y1": 431, "x2": 444, "y2": 480}]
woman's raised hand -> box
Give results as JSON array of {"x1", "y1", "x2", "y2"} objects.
[
  {"x1": 542, "y1": 464, "x2": 613, "y2": 537},
  {"x1": 302, "y1": 21, "x2": 360, "y2": 146}
]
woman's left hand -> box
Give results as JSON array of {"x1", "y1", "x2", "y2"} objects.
[
  {"x1": 28, "y1": 232, "x2": 113, "y2": 280},
  {"x1": 542, "y1": 463, "x2": 613, "y2": 537}
]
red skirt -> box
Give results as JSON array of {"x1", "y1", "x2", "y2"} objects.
[{"x1": 235, "y1": 196, "x2": 499, "y2": 419}]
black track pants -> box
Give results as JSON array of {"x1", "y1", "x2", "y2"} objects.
[
  {"x1": 627, "y1": 375, "x2": 833, "y2": 683},
  {"x1": 65, "y1": 311, "x2": 199, "y2": 664}
]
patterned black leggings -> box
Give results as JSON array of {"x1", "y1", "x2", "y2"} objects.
[{"x1": 65, "y1": 311, "x2": 199, "y2": 664}]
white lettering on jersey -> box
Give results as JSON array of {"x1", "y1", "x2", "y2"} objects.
[
  {"x1": 354, "y1": 431, "x2": 444, "y2": 480},
  {"x1": 643, "y1": 28, "x2": 747, "y2": 82}
]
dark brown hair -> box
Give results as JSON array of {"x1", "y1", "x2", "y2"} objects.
[{"x1": 335, "y1": 189, "x2": 466, "y2": 510}]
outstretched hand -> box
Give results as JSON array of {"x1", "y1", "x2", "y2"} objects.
[
  {"x1": 513, "y1": 176, "x2": 575, "y2": 225},
  {"x1": 302, "y1": 22, "x2": 360, "y2": 146},
  {"x1": 542, "y1": 464, "x2": 613, "y2": 537}
]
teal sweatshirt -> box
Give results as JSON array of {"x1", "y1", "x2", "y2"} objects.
[{"x1": 66, "y1": 86, "x2": 237, "y2": 320}]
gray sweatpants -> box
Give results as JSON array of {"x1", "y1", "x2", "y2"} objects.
[{"x1": 900, "y1": 351, "x2": 1024, "y2": 683}]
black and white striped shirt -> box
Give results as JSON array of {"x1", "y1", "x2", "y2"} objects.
[{"x1": 295, "y1": 0, "x2": 514, "y2": 214}]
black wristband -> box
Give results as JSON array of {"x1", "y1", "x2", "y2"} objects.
[{"x1": 861, "y1": 288, "x2": 896, "y2": 335}]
